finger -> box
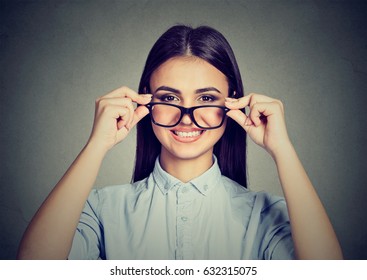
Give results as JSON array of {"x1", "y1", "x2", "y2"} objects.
[
  {"x1": 97, "y1": 97, "x2": 136, "y2": 127},
  {"x1": 226, "y1": 109, "x2": 253, "y2": 132},
  {"x1": 97, "y1": 97, "x2": 137, "y2": 108},
  {"x1": 225, "y1": 94, "x2": 252, "y2": 109},
  {"x1": 129, "y1": 105, "x2": 150, "y2": 128},
  {"x1": 116, "y1": 108, "x2": 130, "y2": 129},
  {"x1": 249, "y1": 102, "x2": 282, "y2": 127},
  {"x1": 109, "y1": 105, "x2": 129, "y2": 122},
  {"x1": 123, "y1": 98, "x2": 135, "y2": 128},
  {"x1": 101, "y1": 86, "x2": 152, "y2": 104},
  {"x1": 247, "y1": 94, "x2": 284, "y2": 115},
  {"x1": 250, "y1": 103, "x2": 267, "y2": 127},
  {"x1": 225, "y1": 93, "x2": 279, "y2": 109}
]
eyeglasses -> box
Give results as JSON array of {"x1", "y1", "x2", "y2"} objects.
[{"x1": 145, "y1": 102, "x2": 229, "y2": 129}]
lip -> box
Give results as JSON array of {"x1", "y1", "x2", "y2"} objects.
[{"x1": 170, "y1": 128, "x2": 205, "y2": 143}]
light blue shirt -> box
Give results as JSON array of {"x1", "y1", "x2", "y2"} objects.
[{"x1": 69, "y1": 157, "x2": 295, "y2": 260}]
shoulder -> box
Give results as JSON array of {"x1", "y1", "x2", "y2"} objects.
[
  {"x1": 86, "y1": 177, "x2": 150, "y2": 208},
  {"x1": 220, "y1": 176, "x2": 256, "y2": 212},
  {"x1": 254, "y1": 192, "x2": 288, "y2": 216},
  {"x1": 221, "y1": 176, "x2": 253, "y2": 196},
  {"x1": 221, "y1": 176, "x2": 287, "y2": 212}
]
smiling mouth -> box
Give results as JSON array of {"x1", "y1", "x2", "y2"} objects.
[{"x1": 172, "y1": 130, "x2": 204, "y2": 138}]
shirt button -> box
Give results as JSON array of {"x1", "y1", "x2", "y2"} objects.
[
  {"x1": 182, "y1": 187, "x2": 188, "y2": 193},
  {"x1": 181, "y1": 216, "x2": 188, "y2": 222},
  {"x1": 203, "y1": 185, "x2": 209, "y2": 191}
]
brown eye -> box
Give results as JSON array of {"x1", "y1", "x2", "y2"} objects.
[
  {"x1": 160, "y1": 95, "x2": 179, "y2": 102},
  {"x1": 199, "y1": 95, "x2": 216, "y2": 102}
]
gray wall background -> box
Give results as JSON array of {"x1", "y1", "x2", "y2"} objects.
[{"x1": 1, "y1": 0, "x2": 366, "y2": 259}]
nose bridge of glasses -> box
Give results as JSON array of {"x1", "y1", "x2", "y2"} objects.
[
  {"x1": 178, "y1": 107, "x2": 194, "y2": 124},
  {"x1": 181, "y1": 106, "x2": 194, "y2": 115}
]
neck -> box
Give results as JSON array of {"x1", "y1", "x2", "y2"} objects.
[{"x1": 159, "y1": 149, "x2": 214, "y2": 183}]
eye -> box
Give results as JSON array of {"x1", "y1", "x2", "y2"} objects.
[
  {"x1": 198, "y1": 95, "x2": 216, "y2": 102},
  {"x1": 158, "y1": 94, "x2": 180, "y2": 102}
]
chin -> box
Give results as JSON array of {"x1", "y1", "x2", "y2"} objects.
[{"x1": 160, "y1": 139, "x2": 217, "y2": 163}]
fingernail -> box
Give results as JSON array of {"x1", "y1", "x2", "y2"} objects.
[
  {"x1": 225, "y1": 97, "x2": 238, "y2": 103},
  {"x1": 244, "y1": 117, "x2": 251, "y2": 126},
  {"x1": 141, "y1": 94, "x2": 152, "y2": 99}
]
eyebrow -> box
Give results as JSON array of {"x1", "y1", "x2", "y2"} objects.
[{"x1": 154, "y1": 86, "x2": 222, "y2": 94}]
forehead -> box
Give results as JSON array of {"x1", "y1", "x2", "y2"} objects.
[{"x1": 150, "y1": 56, "x2": 228, "y2": 90}]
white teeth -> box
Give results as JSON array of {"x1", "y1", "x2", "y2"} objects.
[{"x1": 174, "y1": 130, "x2": 202, "y2": 137}]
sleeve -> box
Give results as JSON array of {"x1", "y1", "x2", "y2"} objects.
[
  {"x1": 253, "y1": 193, "x2": 295, "y2": 260},
  {"x1": 68, "y1": 189, "x2": 105, "y2": 260}
]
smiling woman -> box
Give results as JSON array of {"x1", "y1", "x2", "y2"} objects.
[
  {"x1": 16, "y1": 25, "x2": 343, "y2": 260},
  {"x1": 147, "y1": 57, "x2": 230, "y2": 178}
]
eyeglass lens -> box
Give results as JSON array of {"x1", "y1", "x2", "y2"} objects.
[{"x1": 150, "y1": 104, "x2": 225, "y2": 128}]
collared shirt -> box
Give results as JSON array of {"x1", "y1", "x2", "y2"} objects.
[{"x1": 69, "y1": 157, "x2": 294, "y2": 260}]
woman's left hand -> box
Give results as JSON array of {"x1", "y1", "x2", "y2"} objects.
[{"x1": 225, "y1": 93, "x2": 292, "y2": 158}]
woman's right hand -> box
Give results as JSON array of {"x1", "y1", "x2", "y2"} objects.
[{"x1": 87, "y1": 86, "x2": 152, "y2": 154}]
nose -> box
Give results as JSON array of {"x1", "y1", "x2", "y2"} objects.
[{"x1": 180, "y1": 112, "x2": 193, "y2": 125}]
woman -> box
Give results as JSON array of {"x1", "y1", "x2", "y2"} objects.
[{"x1": 17, "y1": 25, "x2": 343, "y2": 259}]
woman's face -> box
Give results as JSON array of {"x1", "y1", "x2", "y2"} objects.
[{"x1": 149, "y1": 56, "x2": 229, "y2": 163}]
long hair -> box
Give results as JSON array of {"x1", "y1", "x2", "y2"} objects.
[{"x1": 132, "y1": 25, "x2": 248, "y2": 188}]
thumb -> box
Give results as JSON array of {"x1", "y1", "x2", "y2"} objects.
[
  {"x1": 226, "y1": 109, "x2": 253, "y2": 132},
  {"x1": 130, "y1": 105, "x2": 150, "y2": 128},
  {"x1": 136, "y1": 94, "x2": 153, "y2": 105}
]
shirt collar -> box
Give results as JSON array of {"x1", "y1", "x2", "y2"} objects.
[{"x1": 152, "y1": 156, "x2": 222, "y2": 196}]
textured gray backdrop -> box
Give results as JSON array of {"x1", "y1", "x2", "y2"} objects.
[{"x1": 1, "y1": 0, "x2": 366, "y2": 259}]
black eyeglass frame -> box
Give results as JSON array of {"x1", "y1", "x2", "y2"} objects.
[{"x1": 145, "y1": 102, "x2": 230, "y2": 129}]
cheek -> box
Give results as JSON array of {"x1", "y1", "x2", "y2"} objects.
[
  {"x1": 214, "y1": 125, "x2": 226, "y2": 142},
  {"x1": 152, "y1": 124, "x2": 167, "y2": 143},
  {"x1": 206, "y1": 121, "x2": 227, "y2": 145}
]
